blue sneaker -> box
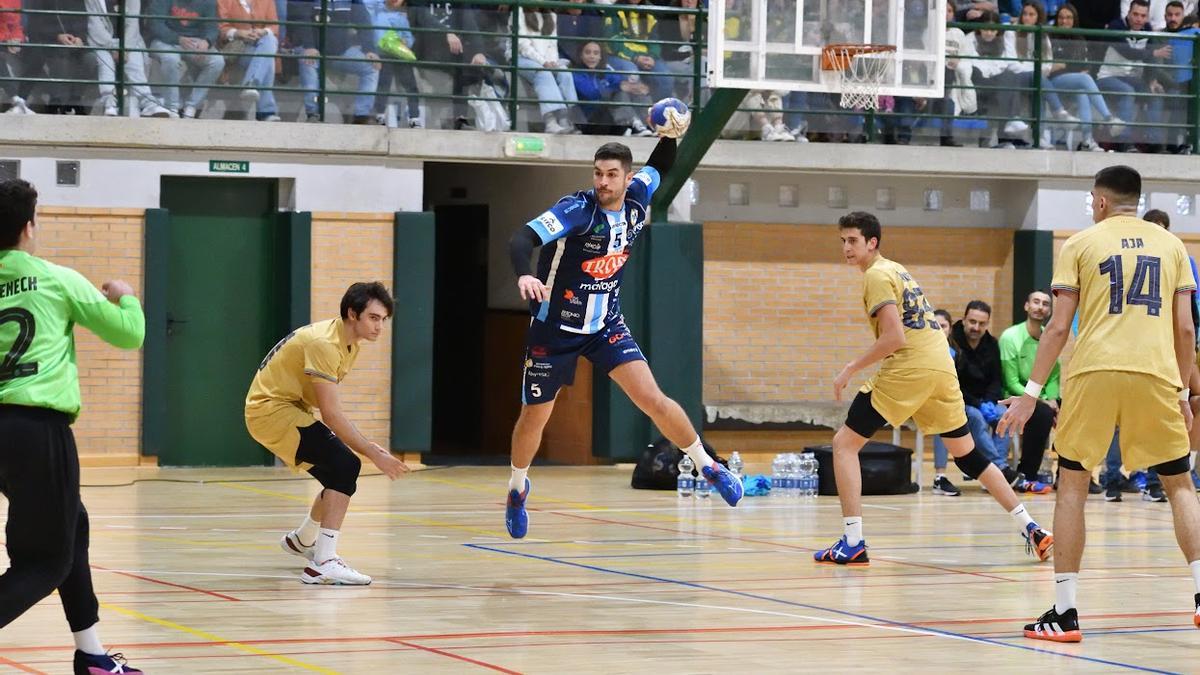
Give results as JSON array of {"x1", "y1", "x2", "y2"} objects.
[
  {"x1": 701, "y1": 463, "x2": 743, "y2": 506},
  {"x1": 74, "y1": 650, "x2": 142, "y2": 674},
  {"x1": 813, "y1": 536, "x2": 869, "y2": 566},
  {"x1": 505, "y1": 478, "x2": 530, "y2": 539},
  {"x1": 1130, "y1": 471, "x2": 1149, "y2": 492}
]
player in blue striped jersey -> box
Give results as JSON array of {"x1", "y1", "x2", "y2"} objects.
[{"x1": 502, "y1": 135, "x2": 742, "y2": 538}]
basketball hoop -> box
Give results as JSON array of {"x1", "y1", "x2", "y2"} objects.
[{"x1": 820, "y1": 44, "x2": 897, "y2": 111}]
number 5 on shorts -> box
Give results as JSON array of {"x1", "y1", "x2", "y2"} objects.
[{"x1": 530, "y1": 383, "x2": 542, "y2": 398}]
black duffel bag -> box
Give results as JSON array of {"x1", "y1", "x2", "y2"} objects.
[
  {"x1": 808, "y1": 442, "x2": 919, "y2": 495},
  {"x1": 631, "y1": 437, "x2": 727, "y2": 490}
]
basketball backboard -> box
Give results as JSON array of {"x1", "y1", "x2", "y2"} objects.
[{"x1": 707, "y1": 0, "x2": 946, "y2": 100}]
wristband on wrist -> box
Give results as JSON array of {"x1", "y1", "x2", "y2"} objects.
[
  {"x1": 1180, "y1": 388, "x2": 1191, "y2": 402},
  {"x1": 1024, "y1": 381, "x2": 1043, "y2": 398}
]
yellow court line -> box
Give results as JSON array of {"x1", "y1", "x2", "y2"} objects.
[
  {"x1": 215, "y1": 481, "x2": 509, "y2": 538},
  {"x1": 100, "y1": 602, "x2": 340, "y2": 674}
]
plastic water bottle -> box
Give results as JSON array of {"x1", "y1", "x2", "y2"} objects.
[
  {"x1": 695, "y1": 463, "x2": 712, "y2": 499},
  {"x1": 728, "y1": 451, "x2": 744, "y2": 480},
  {"x1": 783, "y1": 453, "x2": 799, "y2": 499},
  {"x1": 677, "y1": 456, "x2": 695, "y2": 498},
  {"x1": 800, "y1": 452, "x2": 818, "y2": 500},
  {"x1": 771, "y1": 454, "x2": 785, "y2": 497}
]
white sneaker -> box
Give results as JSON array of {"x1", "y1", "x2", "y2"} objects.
[
  {"x1": 1107, "y1": 117, "x2": 1126, "y2": 137},
  {"x1": 239, "y1": 89, "x2": 259, "y2": 120},
  {"x1": 544, "y1": 118, "x2": 567, "y2": 134},
  {"x1": 773, "y1": 123, "x2": 797, "y2": 142},
  {"x1": 141, "y1": 102, "x2": 174, "y2": 118},
  {"x1": 1052, "y1": 109, "x2": 1080, "y2": 124},
  {"x1": 1079, "y1": 137, "x2": 1104, "y2": 152},
  {"x1": 630, "y1": 119, "x2": 654, "y2": 136},
  {"x1": 407, "y1": 117, "x2": 423, "y2": 129},
  {"x1": 1003, "y1": 119, "x2": 1029, "y2": 135},
  {"x1": 7, "y1": 96, "x2": 34, "y2": 115},
  {"x1": 301, "y1": 557, "x2": 372, "y2": 585},
  {"x1": 261, "y1": 114, "x2": 282, "y2": 122},
  {"x1": 759, "y1": 122, "x2": 774, "y2": 141},
  {"x1": 280, "y1": 531, "x2": 315, "y2": 561},
  {"x1": 103, "y1": 104, "x2": 119, "y2": 116},
  {"x1": 182, "y1": 104, "x2": 197, "y2": 119}
]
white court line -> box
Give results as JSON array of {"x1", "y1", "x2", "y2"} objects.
[
  {"x1": 863, "y1": 504, "x2": 903, "y2": 511},
  {"x1": 368, "y1": 532, "x2": 394, "y2": 537},
  {"x1": 417, "y1": 535, "x2": 448, "y2": 539},
  {"x1": 158, "y1": 526, "x2": 187, "y2": 530}
]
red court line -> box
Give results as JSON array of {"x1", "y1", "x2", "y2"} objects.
[
  {"x1": 538, "y1": 508, "x2": 1016, "y2": 582},
  {"x1": 381, "y1": 638, "x2": 521, "y2": 674},
  {"x1": 91, "y1": 565, "x2": 240, "y2": 602},
  {"x1": 0, "y1": 654, "x2": 47, "y2": 674}
]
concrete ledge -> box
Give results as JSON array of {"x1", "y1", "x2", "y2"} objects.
[{"x1": 3, "y1": 116, "x2": 1199, "y2": 182}]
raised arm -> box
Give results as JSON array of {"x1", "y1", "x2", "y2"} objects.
[{"x1": 63, "y1": 270, "x2": 145, "y2": 350}]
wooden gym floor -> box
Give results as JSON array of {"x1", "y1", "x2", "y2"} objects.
[{"x1": 1, "y1": 464, "x2": 1198, "y2": 674}]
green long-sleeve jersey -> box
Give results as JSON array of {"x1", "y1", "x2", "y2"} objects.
[{"x1": 0, "y1": 249, "x2": 145, "y2": 420}]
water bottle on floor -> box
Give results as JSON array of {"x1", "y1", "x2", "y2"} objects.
[
  {"x1": 695, "y1": 465, "x2": 712, "y2": 499},
  {"x1": 729, "y1": 451, "x2": 744, "y2": 480},
  {"x1": 677, "y1": 455, "x2": 695, "y2": 498},
  {"x1": 771, "y1": 454, "x2": 785, "y2": 497},
  {"x1": 800, "y1": 452, "x2": 818, "y2": 500},
  {"x1": 783, "y1": 453, "x2": 798, "y2": 499}
]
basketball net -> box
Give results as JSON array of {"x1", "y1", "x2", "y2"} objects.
[{"x1": 820, "y1": 44, "x2": 897, "y2": 111}]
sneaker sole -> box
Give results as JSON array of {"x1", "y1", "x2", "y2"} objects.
[
  {"x1": 300, "y1": 568, "x2": 372, "y2": 585},
  {"x1": 1105, "y1": 495, "x2": 1122, "y2": 502},
  {"x1": 280, "y1": 535, "x2": 314, "y2": 561},
  {"x1": 1024, "y1": 629, "x2": 1082, "y2": 643},
  {"x1": 814, "y1": 559, "x2": 870, "y2": 567},
  {"x1": 931, "y1": 488, "x2": 961, "y2": 496},
  {"x1": 1036, "y1": 537, "x2": 1054, "y2": 562}
]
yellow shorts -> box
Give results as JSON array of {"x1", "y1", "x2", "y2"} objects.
[
  {"x1": 245, "y1": 401, "x2": 316, "y2": 470},
  {"x1": 1055, "y1": 371, "x2": 1190, "y2": 472},
  {"x1": 860, "y1": 368, "x2": 968, "y2": 436}
]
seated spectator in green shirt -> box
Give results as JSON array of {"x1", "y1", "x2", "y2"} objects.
[{"x1": 999, "y1": 289, "x2": 1060, "y2": 482}]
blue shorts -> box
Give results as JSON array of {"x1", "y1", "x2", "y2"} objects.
[{"x1": 522, "y1": 318, "x2": 645, "y2": 404}]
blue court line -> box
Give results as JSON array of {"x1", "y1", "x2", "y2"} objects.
[{"x1": 465, "y1": 543, "x2": 1179, "y2": 674}]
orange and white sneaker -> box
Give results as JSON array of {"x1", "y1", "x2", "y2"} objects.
[
  {"x1": 280, "y1": 531, "x2": 315, "y2": 561},
  {"x1": 1024, "y1": 606, "x2": 1082, "y2": 643},
  {"x1": 1194, "y1": 593, "x2": 1199, "y2": 628},
  {"x1": 302, "y1": 557, "x2": 372, "y2": 585},
  {"x1": 1024, "y1": 524, "x2": 1054, "y2": 562}
]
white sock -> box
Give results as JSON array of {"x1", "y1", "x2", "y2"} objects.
[
  {"x1": 844, "y1": 517, "x2": 864, "y2": 546},
  {"x1": 296, "y1": 515, "x2": 320, "y2": 546},
  {"x1": 1191, "y1": 560, "x2": 1200, "y2": 594},
  {"x1": 315, "y1": 528, "x2": 340, "y2": 564},
  {"x1": 1055, "y1": 572, "x2": 1078, "y2": 614},
  {"x1": 682, "y1": 437, "x2": 714, "y2": 470},
  {"x1": 72, "y1": 625, "x2": 104, "y2": 655},
  {"x1": 509, "y1": 465, "x2": 529, "y2": 493},
  {"x1": 1010, "y1": 504, "x2": 1035, "y2": 532}
]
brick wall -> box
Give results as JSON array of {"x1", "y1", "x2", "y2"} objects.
[
  {"x1": 37, "y1": 206, "x2": 145, "y2": 463},
  {"x1": 704, "y1": 222, "x2": 1015, "y2": 404},
  {"x1": 311, "y1": 212, "x2": 395, "y2": 448}
]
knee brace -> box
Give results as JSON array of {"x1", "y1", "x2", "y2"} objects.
[
  {"x1": 317, "y1": 450, "x2": 362, "y2": 497},
  {"x1": 953, "y1": 447, "x2": 993, "y2": 479},
  {"x1": 1151, "y1": 453, "x2": 1191, "y2": 476}
]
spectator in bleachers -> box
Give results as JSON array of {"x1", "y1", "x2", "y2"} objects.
[
  {"x1": 410, "y1": 1, "x2": 483, "y2": 130},
  {"x1": 25, "y1": 0, "x2": 97, "y2": 114},
  {"x1": 604, "y1": 0, "x2": 672, "y2": 100},
  {"x1": 746, "y1": 90, "x2": 797, "y2": 141},
  {"x1": 148, "y1": 0, "x2": 225, "y2": 118},
  {"x1": 558, "y1": 0, "x2": 606, "y2": 64},
  {"x1": 649, "y1": 0, "x2": 698, "y2": 101},
  {"x1": 999, "y1": 290, "x2": 1058, "y2": 487},
  {"x1": 290, "y1": 0, "x2": 379, "y2": 124},
  {"x1": 954, "y1": 0, "x2": 999, "y2": 21},
  {"x1": 1096, "y1": 0, "x2": 1168, "y2": 151},
  {"x1": 1157, "y1": 1, "x2": 1196, "y2": 151},
  {"x1": 88, "y1": 0, "x2": 174, "y2": 117},
  {"x1": 1012, "y1": 1, "x2": 1074, "y2": 124},
  {"x1": 1121, "y1": 0, "x2": 1197, "y2": 29},
  {"x1": 946, "y1": 5, "x2": 978, "y2": 118},
  {"x1": 1048, "y1": 3, "x2": 1124, "y2": 151},
  {"x1": 572, "y1": 39, "x2": 653, "y2": 136},
  {"x1": 512, "y1": 5, "x2": 578, "y2": 134},
  {"x1": 217, "y1": 0, "x2": 280, "y2": 121},
  {"x1": 0, "y1": 0, "x2": 32, "y2": 113},
  {"x1": 964, "y1": 10, "x2": 1031, "y2": 145},
  {"x1": 368, "y1": 0, "x2": 422, "y2": 128}
]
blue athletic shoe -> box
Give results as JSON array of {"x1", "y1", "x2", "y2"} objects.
[
  {"x1": 702, "y1": 463, "x2": 743, "y2": 506},
  {"x1": 506, "y1": 478, "x2": 530, "y2": 539},
  {"x1": 813, "y1": 536, "x2": 870, "y2": 566},
  {"x1": 74, "y1": 650, "x2": 143, "y2": 674}
]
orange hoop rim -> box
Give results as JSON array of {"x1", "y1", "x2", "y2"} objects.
[{"x1": 820, "y1": 43, "x2": 897, "y2": 71}]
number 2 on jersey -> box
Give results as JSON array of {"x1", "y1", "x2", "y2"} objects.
[
  {"x1": 0, "y1": 307, "x2": 38, "y2": 381},
  {"x1": 1098, "y1": 254, "x2": 1162, "y2": 316}
]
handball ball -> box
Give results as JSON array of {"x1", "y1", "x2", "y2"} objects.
[{"x1": 649, "y1": 97, "x2": 690, "y2": 138}]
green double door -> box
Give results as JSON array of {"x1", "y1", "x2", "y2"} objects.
[{"x1": 146, "y1": 177, "x2": 309, "y2": 466}]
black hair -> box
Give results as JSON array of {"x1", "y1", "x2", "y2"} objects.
[
  {"x1": 965, "y1": 300, "x2": 992, "y2": 317},
  {"x1": 1168, "y1": 0, "x2": 1186, "y2": 10},
  {"x1": 594, "y1": 142, "x2": 633, "y2": 172},
  {"x1": 934, "y1": 309, "x2": 952, "y2": 322},
  {"x1": 1143, "y1": 208, "x2": 1170, "y2": 229},
  {"x1": 838, "y1": 211, "x2": 882, "y2": 247},
  {"x1": 1094, "y1": 165, "x2": 1142, "y2": 204},
  {"x1": 1028, "y1": 288, "x2": 1052, "y2": 301},
  {"x1": 0, "y1": 179, "x2": 37, "y2": 249},
  {"x1": 340, "y1": 282, "x2": 395, "y2": 320},
  {"x1": 1130, "y1": 0, "x2": 1151, "y2": 9}
]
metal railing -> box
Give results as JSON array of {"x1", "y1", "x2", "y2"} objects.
[{"x1": 1, "y1": 3, "x2": 1197, "y2": 153}]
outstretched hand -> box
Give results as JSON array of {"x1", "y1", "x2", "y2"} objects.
[
  {"x1": 996, "y1": 395, "x2": 1035, "y2": 438},
  {"x1": 517, "y1": 275, "x2": 550, "y2": 303},
  {"x1": 370, "y1": 443, "x2": 411, "y2": 480}
]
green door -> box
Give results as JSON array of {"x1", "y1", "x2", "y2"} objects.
[{"x1": 159, "y1": 178, "x2": 282, "y2": 466}]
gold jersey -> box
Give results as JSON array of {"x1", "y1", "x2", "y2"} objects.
[
  {"x1": 246, "y1": 318, "x2": 360, "y2": 413},
  {"x1": 862, "y1": 256, "x2": 956, "y2": 375}
]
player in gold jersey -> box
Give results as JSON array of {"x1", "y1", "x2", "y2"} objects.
[
  {"x1": 814, "y1": 212, "x2": 1053, "y2": 566},
  {"x1": 245, "y1": 282, "x2": 409, "y2": 585},
  {"x1": 1001, "y1": 166, "x2": 1200, "y2": 641}
]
